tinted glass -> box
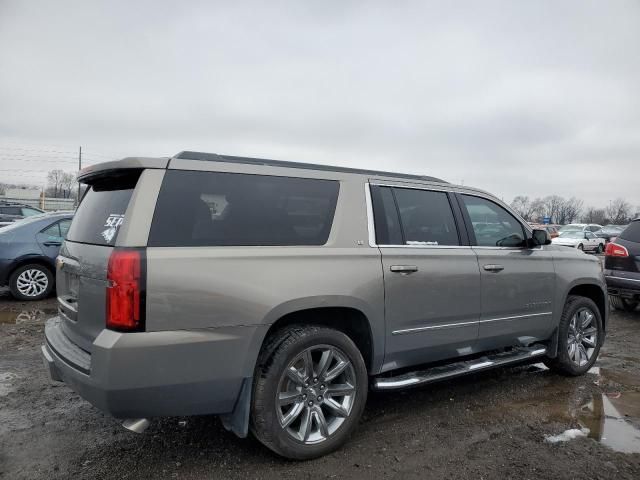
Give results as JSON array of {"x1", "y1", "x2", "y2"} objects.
[
  {"x1": 58, "y1": 219, "x2": 71, "y2": 238},
  {"x1": 149, "y1": 170, "x2": 339, "y2": 247},
  {"x1": 620, "y1": 221, "x2": 640, "y2": 242},
  {"x1": 41, "y1": 222, "x2": 61, "y2": 237},
  {"x1": 393, "y1": 188, "x2": 459, "y2": 246},
  {"x1": 370, "y1": 186, "x2": 403, "y2": 245},
  {"x1": 0, "y1": 207, "x2": 21, "y2": 215},
  {"x1": 66, "y1": 172, "x2": 139, "y2": 246},
  {"x1": 462, "y1": 195, "x2": 525, "y2": 247}
]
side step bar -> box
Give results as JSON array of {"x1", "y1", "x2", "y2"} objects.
[{"x1": 373, "y1": 345, "x2": 547, "y2": 391}]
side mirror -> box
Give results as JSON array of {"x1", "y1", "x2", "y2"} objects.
[{"x1": 530, "y1": 229, "x2": 551, "y2": 247}]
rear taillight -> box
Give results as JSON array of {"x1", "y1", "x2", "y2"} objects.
[
  {"x1": 605, "y1": 242, "x2": 629, "y2": 257},
  {"x1": 106, "y1": 249, "x2": 145, "y2": 331}
]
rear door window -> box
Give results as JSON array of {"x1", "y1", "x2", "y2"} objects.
[
  {"x1": 148, "y1": 170, "x2": 340, "y2": 247},
  {"x1": 66, "y1": 172, "x2": 139, "y2": 246}
]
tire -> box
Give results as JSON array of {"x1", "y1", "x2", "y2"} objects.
[
  {"x1": 9, "y1": 263, "x2": 54, "y2": 301},
  {"x1": 544, "y1": 295, "x2": 603, "y2": 376},
  {"x1": 610, "y1": 295, "x2": 638, "y2": 312},
  {"x1": 596, "y1": 243, "x2": 603, "y2": 254},
  {"x1": 577, "y1": 244, "x2": 584, "y2": 251},
  {"x1": 251, "y1": 325, "x2": 368, "y2": 460}
]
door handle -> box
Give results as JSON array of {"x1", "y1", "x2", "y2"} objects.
[
  {"x1": 43, "y1": 241, "x2": 62, "y2": 247},
  {"x1": 483, "y1": 264, "x2": 504, "y2": 273},
  {"x1": 390, "y1": 265, "x2": 418, "y2": 274}
]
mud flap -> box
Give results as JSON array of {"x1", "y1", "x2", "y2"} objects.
[
  {"x1": 546, "y1": 327, "x2": 559, "y2": 359},
  {"x1": 220, "y1": 377, "x2": 252, "y2": 438}
]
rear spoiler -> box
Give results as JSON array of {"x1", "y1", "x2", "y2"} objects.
[{"x1": 77, "y1": 157, "x2": 170, "y2": 183}]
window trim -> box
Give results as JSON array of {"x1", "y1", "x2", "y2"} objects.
[{"x1": 366, "y1": 183, "x2": 471, "y2": 249}]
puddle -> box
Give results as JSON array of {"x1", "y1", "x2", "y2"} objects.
[
  {"x1": 0, "y1": 308, "x2": 57, "y2": 325},
  {"x1": 528, "y1": 364, "x2": 640, "y2": 453}
]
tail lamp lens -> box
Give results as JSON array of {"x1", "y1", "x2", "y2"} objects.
[
  {"x1": 106, "y1": 249, "x2": 144, "y2": 331},
  {"x1": 604, "y1": 242, "x2": 629, "y2": 257}
]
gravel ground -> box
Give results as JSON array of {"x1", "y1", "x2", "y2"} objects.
[{"x1": 1, "y1": 289, "x2": 639, "y2": 479}]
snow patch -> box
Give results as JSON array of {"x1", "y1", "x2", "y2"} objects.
[{"x1": 545, "y1": 428, "x2": 590, "y2": 444}]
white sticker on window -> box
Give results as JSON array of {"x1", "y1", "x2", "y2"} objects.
[{"x1": 101, "y1": 214, "x2": 125, "y2": 243}]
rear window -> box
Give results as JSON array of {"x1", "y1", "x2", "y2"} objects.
[
  {"x1": 148, "y1": 170, "x2": 339, "y2": 247},
  {"x1": 619, "y1": 221, "x2": 640, "y2": 242},
  {"x1": 66, "y1": 172, "x2": 139, "y2": 246}
]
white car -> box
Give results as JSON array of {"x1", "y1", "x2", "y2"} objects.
[
  {"x1": 552, "y1": 230, "x2": 605, "y2": 252},
  {"x1": 558, "y1": 223, "x2": 603, "y2": 234}
]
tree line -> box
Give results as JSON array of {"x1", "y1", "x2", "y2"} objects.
[{"x1": 511, "y1": 195, "x2": 638, "y2": 225}]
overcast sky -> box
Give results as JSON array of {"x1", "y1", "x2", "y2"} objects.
[{"x1": 0, "y1": 0, "x2": 639, "y2": 209}]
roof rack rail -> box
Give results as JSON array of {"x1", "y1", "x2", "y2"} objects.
[{"x1": 174, "y1": 151, "x2": 447, "y2": 184}]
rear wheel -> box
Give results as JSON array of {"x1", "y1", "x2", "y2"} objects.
[
  {"x1": 251, "y1": 325, "x2": 368, "y2": 460},
  {"x1": 544, "y1": 295, "x2": 602, "y2": 376},
  {"x1": 610, "y1": 295, "x2": 638, "y2": 312},
  {"x1": 9, "y1": 264, "x2": 53, "y2": 301}
]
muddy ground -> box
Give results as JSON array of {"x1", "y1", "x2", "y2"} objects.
[{"x1": 1, "y1": 288, "x2": 639, "y2": 479}]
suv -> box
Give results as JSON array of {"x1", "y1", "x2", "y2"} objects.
[
  {"x1": 0, "y1": 201, "x2": 44, "y2": 226},
  {"x1": 604, "y1": 219, "x2": 640, "y2": 312},
  {"x1": 42, "y1": 152, "x2": 607, "y2": 459}
]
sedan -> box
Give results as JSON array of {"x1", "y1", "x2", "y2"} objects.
[
  {"x1": 0, "y1": 211, "x2": 73, "y2": 300},
  {"x1": 594, "y1": 224, "x2": 627, "y2": 244},
  {"x1": 552, "y1": 230, "x2": 605, "y2": 253}
]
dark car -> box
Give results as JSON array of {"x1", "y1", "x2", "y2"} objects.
[
  {"x1": 595, "y1": 224, "x2": 626, "y2": 244},
  {"x1": 0, "y1": 211, "x2": 73, "y2": 300},
  {"x1": 0, "y1": 201, "x2": 45, "y2": 227},
  {"x1": 604, "y1": 218, "x2": 640, "y2": 312}
]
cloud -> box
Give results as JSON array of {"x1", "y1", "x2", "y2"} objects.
[{"x1": 0, "y1": 0, "x2": 639, "y2": 208}]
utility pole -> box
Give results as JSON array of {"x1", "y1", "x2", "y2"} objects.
[{"x1": 77, "y1": 146, "x2": 82, "y2": 205}]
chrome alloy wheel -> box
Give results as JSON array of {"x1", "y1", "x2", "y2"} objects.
[
  {"x1": 567, "y1": 307, "x2": 598, "y2": 367},
  {"x1": 276, "y1": 345, "x2": 357, "y2": 444},
  {"x1": 16, "y1": 268, "x2": 48, "y2": 297}
]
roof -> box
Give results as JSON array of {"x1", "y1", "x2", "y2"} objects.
[{"x1": 174, "y1": 151, "x2": 447, "y2": 183}]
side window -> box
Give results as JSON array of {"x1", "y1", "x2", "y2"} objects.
[
  {"x1": 370, "y1": 186, "x2": 403, "y2": 245},
  {"x1": 461, "y1": 195, "x2": 526, "y2": 247},
  {"x1": 589, "y1": 225, "x2": 600, "y2": 232},
  {"x1": 41, "y1": 222, "x2": 62, "y2": 238},
  {"x1": 58, "y1": 219, "x2": 72, "y2": 238},
  {"x1": 149, "y1": 171, "x2": 340, "y2": 247},
  {"x1": 586, "y1": 232, "x2": 595, "y2": 239},
  {"x1": 1, "y1": 207, "x2": 21, "y2": 215},
  {"x1": 393, "y1": 188, "x2": 460, "y2": 246}
]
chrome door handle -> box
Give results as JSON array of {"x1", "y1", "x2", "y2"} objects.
[
  {"x1": 483, "y1": 264, "x2": 504, "y2": 273},
  {"x1": 390, "y1": 265, "x2": 418, "y2": 274}
]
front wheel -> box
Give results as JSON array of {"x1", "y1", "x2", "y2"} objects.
[
  {"x1": 251, "y1": 325, "x2": 368, "y2": 460},
  {"x1": 544, "y1": 295, "x2": 603, "y2": 376},
  {"x1": 610, "y1": 295, "x2": 638, "y2": 312},
  {"x1": 577, "y1": 244, "x2": 584, "y2": 251},
  {"x1": 596, "y1": 243, "x2": 604, "y2": 254}
]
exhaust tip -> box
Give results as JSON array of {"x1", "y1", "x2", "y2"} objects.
[{"x1": 122, "y1": 418, "x2": 150, "y2": 434}]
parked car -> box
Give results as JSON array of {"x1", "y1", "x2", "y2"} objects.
[
  {"x1": 558, "y1": 223, "x2": 603, "y2": 235},
  {"x1": 552, "y1": 230, "x2": 605, "y2": 253},
  {"x1": 604, "y1": 219, "x2": 640, "y2": 312},
  {"x1": 0, "y1": 201, "x2": 44, "y2": 227},
  {"x1": 594, "y1": 224, "x2": 626, "y2": 244},
  {"x1": 42, "y1": 152, "x2": 607, "y2": 460},
  {"x1": 0, "y1": 211, "x2": 73, "y2": 300}
]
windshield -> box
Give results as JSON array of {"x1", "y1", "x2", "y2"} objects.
[{"x1": 559, "y1": 225, "x2": 583, "y2": 232}]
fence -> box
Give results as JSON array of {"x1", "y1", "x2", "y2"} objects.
[{"x1": 1, "y1": 196, "x2": 75, "y2": 212}]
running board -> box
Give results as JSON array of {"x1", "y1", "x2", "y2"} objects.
[{"x1": 373, "y1": 345, "x2": 547, "y2": 391}]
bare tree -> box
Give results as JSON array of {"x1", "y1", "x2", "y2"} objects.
[
  {"x1": 557, "y1": 197, "x2": 583, "y2": 225},
  {"x1": 510, "y1": 196, "x2": 536, "y2": 221},
  {"x1": 46, "y1": 170, "x2": 76, "y2": 198},
  {"x1": 606, "y1": 198, "x2": 633, "y2": 225},
  {"x1": 583, "y1": 207, "x2": 607, "y2": 225}
]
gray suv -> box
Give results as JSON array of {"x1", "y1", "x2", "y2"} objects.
[{"x1": 42, "y1": 151, "x2": 607, "y2": 459}]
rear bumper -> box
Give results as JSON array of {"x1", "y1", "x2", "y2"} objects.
[
  {"x1": 605, "y1": 271, "x2": 640, "y2": 298},
  {"x1": 42, "y1": 316, "x2": 267, "y2": 418}
]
